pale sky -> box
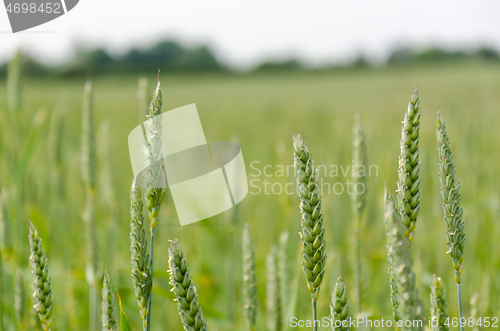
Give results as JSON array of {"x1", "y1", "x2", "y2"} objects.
[{"x1": 1, "y1": 0, "x2": 500, "y2": 69}]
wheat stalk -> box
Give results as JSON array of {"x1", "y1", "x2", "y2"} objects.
[
  {"x1": 436, "y1": 111, "x2": 466, "y2": 330},
  {"x1": 242, "y1": 223, "x2": 257, "y2": 330},
  {"x1": 0, "y1": 189, "x2": 11, "y2": 251},
  {"x1": 384, "y1": 186, "x2": 401, "y2": 330},
  {"x1": 81, "y1": 80, "x2": 99, "y2": 330},
  {"x1": 278, "y1": 231, "x2": 289, "y2": 325},
  {"x1": 330, "y1": 276, "x2": 350, "y2": 331},
  {"x1": 7, "y1": 50, "x2": 22, "y2": 113},
  {"x1": 102, "y1": 270, "x2": 117, "y2": 331},
  {"x1": 48, "y1": 105, "x2": 65, "y2": 199},
  {"x1": 130, "y1": 180, "x2": 151, "y2": 330},
  {"x1": 143, "y1": 74, "x2": 167, "y2": 331},
  {"x1": 470, "y1": 292, "x2": 479, "y2": 331},
  {"x1": 397, "y1": 89, "x2": 421, "y2": 250},
  {"x1": 138, "y1": 77, "x2": 150, "y2": 121},
  {"x1": 28, "y1": 221, "x2": 53, "y2": 331},
  {"x1": 14, "y1": 269, "x2": 26, "y2": 328},
  {"x1": 168, "y1": 239, "x2": 208, "y2": 331},
  {"x1": 352, "y1": 114, "x2": 367, "y2": 312},
  {"x1": 384, "y1": 188, "x2": 423, "y2": 331},
  {"x1": 266, "y1": 246, "x2": 282, "y2": 331},
  {"x1": 430, "y1": 275, "x2": 450, "y2": 331},
  {"x1": 293, "y1": 134, "x2": 326, "y2": 331}
]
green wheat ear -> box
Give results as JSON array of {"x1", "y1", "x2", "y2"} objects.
[
  {"x1": 293, "y1": 134, "x2": 326, "y2": 302},
  {"x1": 242, "y1": 223, "x2": 257, "y2": 330},
  {"x1": 436, "y1": 111, "x2": 465, "y2": 284},
  {"x1": 330, "y1": 276, "x2": 350, "y2": 331},
  {"x1": 168, "y1": 239, "x2": 208, "y2": 331},
  {"x1": 430, "y1": 275, "x2": 450, "y2": 331},
  {"x1": 384, "y1": 187, "x2": 424, "y2": 331},
  {"x1": 397, "y1": 89, "x2": 421, "y2": 249},
  {"x1": 437, "y1": 111, "x2": 466, "y2": 331},
  {"x1": 28, "y1": 221, "x2": 53, "y2": 331},
  {"x1": 384, "y1": 186, "x2": 401, "y2": 329},
  {"x1": 102, "y1": 270, "x2": 117, "y2": 331},
  {"x1": 266, "y1": 246, "x2": 282, "y2": 331},
  {"x1": 129, "y1": 180, "x2": 150, "y2": 329}
]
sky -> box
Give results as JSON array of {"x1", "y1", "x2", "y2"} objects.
[{"x1": 1, "y1": 0, "x2": 500, "y2": 69}]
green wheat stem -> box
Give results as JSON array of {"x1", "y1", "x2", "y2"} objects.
[
  {"x1": 146, "y1": 227, "x2": 155, "y2": 331},
  {"x1": 242, "y1": 223, "x2": 257, "y2": 331},
  {"x1": 352, "y1": 114, "x2": 367, "y2": 312},
  {"x1": 7, "y1": 50, "x2": 22, "y2": 113},
  {"x1": 0, "y1": 249, "x2": 3, "y2": 331},
  {"x1": 311, "y1": 295, "x2": 317, "y2": 331},
  {"x1": 457, "y1": 284, "x2": 464, "y2": 331},
  {"x1": 82, "y1": 80, "x2": 99, "y2": 331},
  {"x1": 354, "y1": 213, "x2": 361, "y2": 314}
]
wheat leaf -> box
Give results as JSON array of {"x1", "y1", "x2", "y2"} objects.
[{"x1": 116, "y1": 291, "x2": 132, "y2": 331}]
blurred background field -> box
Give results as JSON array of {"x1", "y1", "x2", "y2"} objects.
[{"x1": 0, "y1": 55, "x2": 499, "y2": 330}]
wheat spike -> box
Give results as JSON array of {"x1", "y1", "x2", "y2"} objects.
[
  {"x1": 437, "y1": 111, "x2": 465, "y2": 284},
  {"x1": 266, "y1": 246, "x2": 282, "y2": 331},
  {"x1": 430, "y1": 275, "x2": 450, "y2": 331},
  {"x1": 330, "y1": 276, "x2": 350, "y2": 331},
  {"x1": 293, "y1": 134, "x2": 326, "y2": 302},
  {"x1": 130, "y1": 180, "x2": 151, "y2": 329},
  {"x1": 397, "y1": 89, "x2": 421, "y2": 249},
  {"x1": 14, "y1": 269, "x2": 26, "y2": 328},
  {"x1": 168, "y1": 239, "x2": 208, "y2": 331},
  {"x1": 28, "y1": 221, "x2": 53, "y2": 331},
  {"x1": 143, "y1": 76, "x2": 166, "y2": 229},
  {"x1": 242, "y1": 223, "x2": 257, "y2": 330},
  {"x1": 384, "y1": 188, "x2": 423, "y2": 331},
  {"x1": 102, "y1": 270, "x2": 117, "y2": 331}
]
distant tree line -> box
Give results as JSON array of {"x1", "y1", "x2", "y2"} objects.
[{"x1": 0, "y1": 41, "x2": 499, "y2": 77}]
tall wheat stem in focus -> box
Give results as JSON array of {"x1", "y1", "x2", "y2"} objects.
[
  {"x1": 143, "y1": 73, "x2": 166, "y2": 331},
  {"x1": 352, "y1": 114, "x2": 367, "y2": 312},
  {"x1": 437, "y1": 112, "x2": 466, "y2": 331},
  {"x1": 82, "y1": 81, "x2": 99, "y2": 331},
  {"x1": 293, "y1": 134, "x2": 326, "y2": 331}
]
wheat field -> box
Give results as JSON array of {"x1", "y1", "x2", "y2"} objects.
[{"x1": 0, "y1": 62, "x2": 499, "y2": 330}]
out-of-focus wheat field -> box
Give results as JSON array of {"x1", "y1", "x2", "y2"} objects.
[{"x1": 0, "y1": 62, "x2": 500, "y2": 330}]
